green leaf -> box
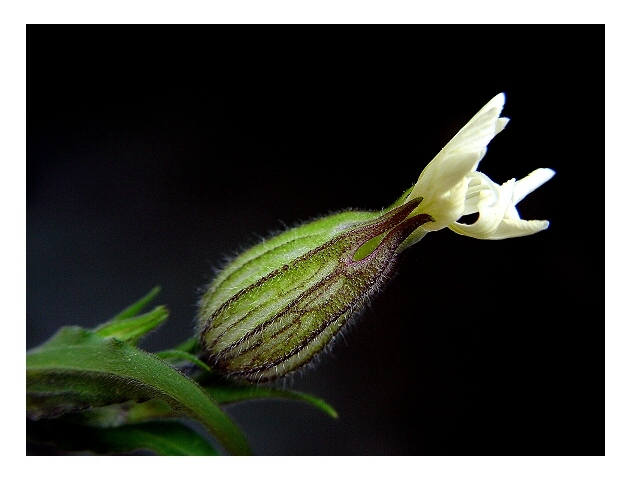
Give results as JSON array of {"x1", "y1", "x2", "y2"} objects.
[
  {"x1": 91, "y1": 287, "x2": 166, "y2": 345},
  {"x1": 171, "y1": 336, "x2": 200, "y2": 354},
  {"x1": 26, "y1": 327, "x2": 251, "y2": 455},
  {"x1": 205, "y1": 383, "x2": 338, "y2": 419},
  {"x1": 156, "y1": 350, "x2": 213, "y2": 373},
  {"x1": 94, "y1": 306, "x2": 169, "y2": 345},
  {"x1": 27, "y1": 418, "x2": 219, "y2": 456},
  {"x1": 109, "y1": 286, "x2": 162, "y2": 321}
]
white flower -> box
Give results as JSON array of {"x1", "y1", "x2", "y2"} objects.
[{"x1": 404, "y1": 92, "x2": 555, "y2": 241}]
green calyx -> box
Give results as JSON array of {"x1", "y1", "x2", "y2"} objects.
[{"x1": 198, "y1": 198, "x2": 433, "y2": 382}]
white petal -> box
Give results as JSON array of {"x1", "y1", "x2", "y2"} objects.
[
  {"x1": 461, "y1": 172, "x2": 500, "y2": 215},
  {"x1": 502, "y1": 203, "x2": 522, "y2": 220},
  {"x1": 448, "y1": 169, "x2": 553, "y2": 240},
  {"x1": 405, "y1": 93, "x2": 510, "y2": 230},
  {"x1": 408, "y1": 94, "x2": 508, "y2": 197},
  {"x1": 449, "y1": 178, "x2": 515, "y2": 239},
  {"x1": 485, "y1": 218, "x2": 550, "y2": 240},
  {"x1": 512, "y1": 168, "x2": 556, "y2": 205},
  {"x1": 444, "y1": 93, "x2": 507, "y2": 155}
]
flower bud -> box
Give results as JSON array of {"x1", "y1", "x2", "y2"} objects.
[
  {"x1": 198, "y1": 198, "x2": 433, "y2": 382},
  {"x1": 198, "y1": 92, "x2": 555, "y2": 383}
]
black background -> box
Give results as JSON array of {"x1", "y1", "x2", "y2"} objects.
[{"x1": 27, "y1": 26, "x2": 603, "y2": 455}]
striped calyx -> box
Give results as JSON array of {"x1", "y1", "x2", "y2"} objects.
[{"x1": 198, "y1": 198, "x2": 433, "y2": 382}]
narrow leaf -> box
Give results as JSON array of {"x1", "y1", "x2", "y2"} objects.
[
  {"x1": 171, "y1": 336, "x2": 200, "y2": 354},
  {"x1": 109, "y1": 286, "x2": 161, "y2": 321},
  {"x1": 206, "y1": 384, "x2": 338, "y2": 419},
  {"x1": 156, "y1": 350, "x2": 213, "y2": 373},
  {"x1": 26, "y1": 327, "x2": 251, "y2": 455},
  {"x1": 94, "y1": 306, "x2": 169, "y2": 344}
]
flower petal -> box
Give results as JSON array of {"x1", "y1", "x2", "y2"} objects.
[
  {"x1": 449, "y1": 178, "x2": 515, "y2": 239},
  {"x1": 448, "y1": 169, "x2": 554, "y2": 240},
  {"x1": 406, "y1": 93, "x2": 510, "y2": 230},
  {"x1": 461, "y1": 172, "x2": 500, "y2": 215},
  {"x1": 487, "y1": 218, "x2": 550, "y2": 240},
  {"x1": 410, "y1": 93, "x2": 508, "y2": 195},
  {"x1": 512, "y1": 168, "x2": 556, "y2": 205}
]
